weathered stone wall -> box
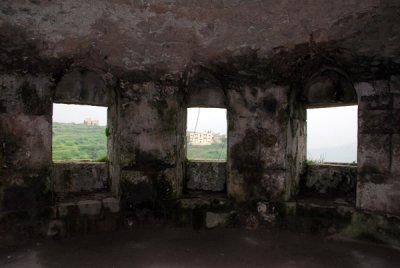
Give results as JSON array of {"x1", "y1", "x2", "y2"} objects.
[
  {"x1": 0, "y1": 69, "x2": 117, "y2": 246},
  {"x1": 285, "y1": 92, "x2": 306, "y2": 201},
  {"x1": 0, "y1": 74, "x2": 53, "y2": 212},
  {"x1": 1, "y1": 0, "x2": 399, "y2": 74},
  {"x1": 52, "y1": 162, "x2": 109, "y2": 194},
  {"x1": 356, "y1": 78, "x2": 400, "y2": 215},
  {"x1": 0, "y1": 73, "x2": 54, "y2": 246},
  {"x1": 227, "y1": 84, "x2": 291, "y2": 201},
  {"x1": 301, "y1": 164, "x2": 357, "y2": 201},
  {"x1": 185, "y1": 69, "x2": 226, "y2": 108},
  {"x1": 117, "y1": 82, "x2": 183, "y2": 208},
  {"x1": 0, "y1": 0, "x2": 400, "y2": 247},
  {"x1": 49, "y1": 196, "x2": 120, "y2": 238},
  {"x1": 54, "y1": 70, "x2": 111, "y2": 106},
  {"x1": 186, "y1": 161, "x2": 226, "y2": 192},
  {"x1": 304, "y1": 69, "x2": 358, "y2": 108}
]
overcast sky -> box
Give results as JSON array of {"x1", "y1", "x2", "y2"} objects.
[
  {"x1": 187, "y1": 108, "x2": 227, "y2": 134},
  {"x1": 53, "y1": 104, "x2": 108, "y2": 126},
  {"x1": 307, "y1": 105, "x2": 358, "y2": 149}
]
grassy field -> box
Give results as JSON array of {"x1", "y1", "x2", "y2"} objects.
[
  {"x1": 187, "y1": 143, "x2": 227, "y2": 161},
  {"x1": 52, "y1": 122, "x2": 107, "y2": 161},
  {"x1": 52, "y1": 123, "x2": 226, "y2": 161}
]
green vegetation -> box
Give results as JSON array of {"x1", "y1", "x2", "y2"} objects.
[
  {"x1": 52, "y1": 122, "x2": 107, "y2": 161},
  {"x1": 187, "y1": 143, "x2": 227, "y2": 161}
]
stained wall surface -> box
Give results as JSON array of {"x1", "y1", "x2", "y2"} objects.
[
  {"x1": 356, "y1": 79, "x2": 400, "y2": 215},
  {"x1": 1, "y1": 0, "x2": 400, "y2": 74}
]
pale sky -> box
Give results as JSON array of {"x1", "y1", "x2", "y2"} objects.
[
  {"x1": 53, "y1": 104, "x2": 108, "y2": 126},
  {"x1": 307, "y1": 105, "x2": 358, "y2": 149},
  {"x1": 187, "y1": 108, "x2": 227, "y2": 134}
]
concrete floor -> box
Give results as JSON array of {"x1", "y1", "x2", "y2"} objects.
[{"x1": 1, "y1": 228, "x2": 400, "y2": 268}]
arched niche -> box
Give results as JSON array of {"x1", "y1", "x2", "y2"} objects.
[
  {"x1": 304, "y1": 68, "x2": 357, "y2": 108},
  {"x1": 185, "y1": 68, "x2": 226, "y2": 108}
]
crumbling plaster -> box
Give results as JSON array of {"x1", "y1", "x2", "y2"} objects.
[{"x1": 1, "y1": 0, "x2": 400, "y2": 77}]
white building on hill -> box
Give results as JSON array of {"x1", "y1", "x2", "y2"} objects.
[
  {"x1": 83, "y1": 117, "x2": 99, "y2": 126},
  {"x1": 188, "y1": 131, "x2": 213, "y2": 145}
]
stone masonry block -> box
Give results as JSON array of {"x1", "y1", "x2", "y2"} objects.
[
  {"x1": 77, "y1": 200, "x2": 102, "y2": 216},
  {"x1": 0, "y1": 114, "x2": 51, "y2": 170},
  {"x1": 261, "y1": 171, "x2": 286, "y2": 200},
  {"x1": 359, "y1": 94, "x2": 392, "y2": 110},
  {"x1": 305, "y1": 164, "x2": 356, "y2": 196},
  {"x1": 205, "y1": 212, "x2": 229, "y2": 229},
  {"x1": 393, "y1": 94, "x2": 400, "y2": 109},
  {"x1": 372, "y1": 80, "x2": 390, "y2": 95},
  {"x1": 392, "y1": 134, "x2": 400, "y2": 175},
  {"x1": 55, "y1": 70, "x2": 110, "y2": 106},
  {"x1": 357, "y1": 173, "x2": 391, "y2": 184},
  {"x1": 390, "y1": 75, "x2": 400, "y2": 93},
  {"x1": 393, "y1": 110, "x2": 400, "y2": 134},
  {"x1": 0, "y1": 74, "x2": 52, "y2": 115},
  {"x1": 358, "y1": 182, "x2": 400, "y2": 215},
  {"x1": 52, "y1": 162, "x2": 108, "y2": 193},
  {"x1": 358, "y1": 134, "x2": 391, "y2": 175},
  {"x1": 355, "y1": 81, "x2": 390, "y2": 98},
  {"x1": 359, "y1": 109, "x2": 392, "y2": 134},
  {"x1": 186, "y1": 161, "x2": 226, "y2": 192},
  {"x1": 102, "y1": 197, "x2": 120, "y2": 213},
  {"x1": 57, "y1": 202, "x2": 76, "y2": 218}
]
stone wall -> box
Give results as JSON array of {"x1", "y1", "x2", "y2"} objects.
[
  {"x1": 117, "y1": 82, "x2": 183, "y2": 208},
  {"x1": 0, "y1": 0, "x2": 400, "y2": 247},
  {"x1": 1, "y1": 0, "x2": 398, "y2": 74},
  {"x1": 0, "y1": 74, "x2": 53, "y2": 213},
  {"x1": 52, "y1": 162, "x2": 109, "y2": 194},
  {"x1": 285, "y1": 92, "x2": 306, "y2": 201},
  {"x1": 0, "y1": 69, "x2": 117, "y2": 246},
  {"x1": 227, "y1": 84, "x2": 292, "y2": 201},
  {"x1": 304, "y1": 69, "x2": 357, "y2": 108},
  {"x1": 0, "y1": 73, "x2": 54, "y2": 246},
  {"x1": 186, "y1": 161, "x2": 226, "y2": 192},
  {"x1": 54, "y1": 70, "x2": 111, "y2": 106},
  {"x1": 301, "y1": 164, "x2": 357, "y2": 201},
  {"x1": 356, "y1": 78, "x2": 400, "y2": 215}
]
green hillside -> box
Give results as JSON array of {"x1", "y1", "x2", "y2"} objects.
[
  {"x1": 52, "y1": 122, "x2": 107, "y2": 161},
  {"x1": 187, "y1": 143, "x2": 227, "y2": 161},
  {"x1": 52, "y1": 122, "x2": 226, "y2": 161}
]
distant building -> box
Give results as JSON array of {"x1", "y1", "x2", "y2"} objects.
[
  {"x1": 188, "y1": 131, "x2": 214, "y2": 145},
  {"x1": 83, "y1": 117, "x2": 99, "y2": 126},
  {"x1": 212, "y1": 133, "x2": 226, "y2": 144},
  {"x1": 187, "y1": 131, "x2": 227, "y2": 145}
]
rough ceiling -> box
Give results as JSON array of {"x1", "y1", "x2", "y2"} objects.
[{"x1": 1, "y1": 0, "x2": 400, "y2": 83}]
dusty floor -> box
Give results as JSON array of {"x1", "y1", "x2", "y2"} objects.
[{"x1": 1, "y1": 228, "x2": 400, "y2": 268}]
